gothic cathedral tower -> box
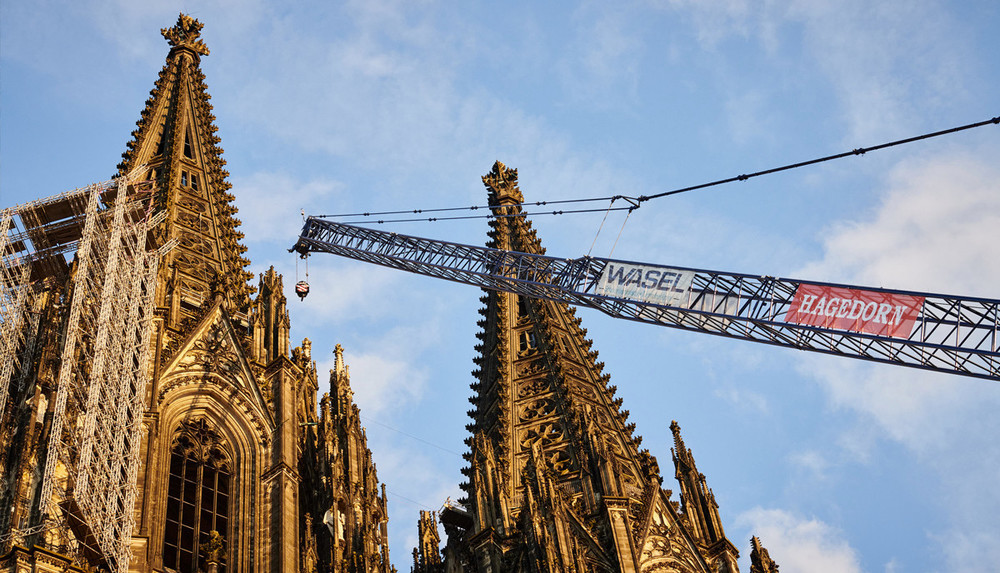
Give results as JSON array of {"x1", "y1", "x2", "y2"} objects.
[
  {"x1": 1, "y1": 14, "x2": 779, "y2": 573},
  {"x1": 0, "y1": 14, "x2": 393, "y2": 573},
  {"x1": 439, "y1": 162, "x2": 743, "y2": 573}
]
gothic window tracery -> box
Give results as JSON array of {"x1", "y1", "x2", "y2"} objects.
[
  {"x1": 520, "y1": 422, "x2": 563, "y2": 451},
  {"x1": 519, "y1": 398, "x2": 556, "y2": 421},
  {"x1": 545, "y1": 449, "x2": 573, "y2": 475},
  {"x1": 163, "y1": 419, "x2": 232, "y2": 573}
]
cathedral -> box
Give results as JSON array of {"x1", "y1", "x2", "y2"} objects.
[{"x1": 0, "y1": 14, "x2": 778, "y2": 573}]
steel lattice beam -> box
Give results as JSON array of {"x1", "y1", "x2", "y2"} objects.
[{"x1": 294, "y1": 218, "x2": 1000, "y2": 382}]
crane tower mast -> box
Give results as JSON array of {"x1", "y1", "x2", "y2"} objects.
[{"x1": 293, "y1": 217, "x2": 1000, "y2": 382}]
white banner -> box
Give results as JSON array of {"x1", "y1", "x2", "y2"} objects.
[{"x1": 595, "y1": 263, "x2": 694, "y2": 306}]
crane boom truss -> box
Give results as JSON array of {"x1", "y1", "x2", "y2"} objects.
[{"x1": 293, "y1": 218, "x2": 1000, "y2": 382}]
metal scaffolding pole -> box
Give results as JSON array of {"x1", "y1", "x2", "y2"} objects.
[{"x1": 1, "y1": 173, "x2": 172, "y2": 573}]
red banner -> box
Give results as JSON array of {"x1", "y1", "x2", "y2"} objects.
[{"x1": 786, "y1": 284, "x2": 924, "y2": 338}]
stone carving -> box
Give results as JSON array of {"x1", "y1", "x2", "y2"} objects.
[
  {"x1": 517, "y1": 377, "x2": 549, "y2": 398},
  {"x1": 174, "y1": 252, "x2": 215, "y2": 282},
  {"x1": 161, "y1": 13, "x2": 210, "y2": 56},
  {"x1": 177, "y1": 209, "x2": 210, "y2": 233},
  {"x1": 177, "y1": 194, "x2": 208, "y2": 213},
  {"x1": 519, "y1": 398, "x2": 556, "y2": 421},
  {"x1": 179, "y1": 231, "x2": 214, "y2": 257},
  {"x1": 520, "y1": 422, "x2": 563, "y2": 451},
  {"x1": 516, "y1": 359, "x2": 547, "y2": 378},
  {"x1": 199, "y1": 530, "x2": 227, "y2": 562},
  {"x1": 567, "y1": 381, "x2": 599, "y2": 402},
  {"x1": 173, "y1": 418, "x2": 228, "y2": 466},
  {"x1": 544, "y1": 449, "x2": 573, "y2": 476},
  {"x1": 178, "y1": 318, "x2": 241, "y2": 375}
]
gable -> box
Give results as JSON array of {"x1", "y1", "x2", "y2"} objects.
[
  {"x1": 158, "y1": 300, "x2": 271, "y2": 422},
  {"x1": 636, "y1": 490, "x2": 713, "y2": 573}
]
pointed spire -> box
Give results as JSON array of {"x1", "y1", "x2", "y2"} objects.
[
  {"x1": 670, "y1": 419, "x2": 694, "y2": 470},
  {"x1": 411, "y1": 511, "x2": 443, "y2": 572},
  {"x1": 671, "y1": 420, "x2": 712, "y2": 540},
  {"x1": 671, "y1": 421, "x2": 741, "y2": 570},
  {"x1": 316, "y1": 343, "x2": 392, "y2": 572},
  {"x1": 750, "y1": 536, "x2": 780, "y2": 573},
  {"x1": 119, "y1": 13, "x2": 254, "y2": 323},
  {"x1": 330, "y1": 343, "x2": 354, "y2": 415},
  {"x1": 457, "y1": 161, "x2": 673, "y2": 571},
  {"x1": 252, "y1": 267, "x2": 290, "y2": 363}
]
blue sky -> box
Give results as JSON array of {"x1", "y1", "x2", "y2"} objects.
[{"x1": 2, "y1": 1, "x2": 999, "y2": 571}]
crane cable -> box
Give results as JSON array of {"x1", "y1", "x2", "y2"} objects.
[
  {"x1": 636, "y1": 115, "x2": 1000, "y2": 204},
  {"x1": 587, "y1": 197, "x2": 617, "y2": 258},
  {"x1": 312, "y1": 116, "x2": 999, "y2": 225},
  {"x1": 338, "y1": 205, "x2": 633, "y2": 225},
  {"x1": 295, "y1": 212, "x2": 310, "y2": 300}
]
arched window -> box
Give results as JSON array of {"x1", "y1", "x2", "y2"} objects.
[{"x1": 163, "y1": 419, "x2": 232, "y2": 573}]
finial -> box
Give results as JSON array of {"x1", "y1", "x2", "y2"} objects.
[
  {"x1": 162, "y1": 13, "x2": 210, "y2": 56},
  {"x1": 669, "y1": 420, "x2": 690, "y2": 461},
  {"x1": 334, "y1": 343, "x2": 345, "y2": 375},
  {"x1": 483, "y1": 161, "x2": 524, "y2": 206},
  {"x1": 669, "y1": 420, "x2": 683, "y2": 443}
]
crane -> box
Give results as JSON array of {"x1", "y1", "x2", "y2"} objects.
[{"x1": 291, "y1": 217, "x2": 1000, "y2": 382}]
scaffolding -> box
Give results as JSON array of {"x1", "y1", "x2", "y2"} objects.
[{"x1": 0, "y1": 172, "x2": 173, "y2": 572}]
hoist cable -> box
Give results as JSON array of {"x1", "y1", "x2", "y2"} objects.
[
  {"x1": 587, "y1": 198, "x2": 617, "y2": 258},
  {"x1": 608, "y1": 209, "x2": 633, "y2": 259}
]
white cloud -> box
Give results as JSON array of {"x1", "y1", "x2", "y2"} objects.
[
  {"x1": 714, "y1": 387, "x2": 769, "y2": 414},
  {"x1": 661, "y1": 0, "x2": 756, "y2": 47},
  {"x1": 797, "y1": 151, "x2": 1000, "y2": 296},
  {"x1": 795, "y1": 148, "x2": 1000, "y2": 570},
  {"x1": 368, "y1": 439, "x2": 463, "y2": 565},
  {"x1": 232, "y1": 172, "x2": 341, "y2": 244},
  {"x1": 556, "y1": 4, "x2": 642, "y2": 109},
  {"x1": 787, "y1": 450, "x2": 829, "y2": 481},
  {"x1": 222, "y1": 7, "x2": 477, "y2": 177},
  {"x1": 663, "y1": 0, "x2": 972, "y2": 139},
  {"x1": 930, "y1": 529, "x2": 1000, "y2": 573},
  {"x1": 315, "y1": 324, "x2": 434, "y2": 417},
  {"x1": 736, "y1": 507, "x2": 862, "y2": 573}
]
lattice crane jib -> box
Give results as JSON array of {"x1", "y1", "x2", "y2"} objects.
[
  {"x1": 1, "y1": 173, "x2": 174, "y2": 573},
  {"x1": 292, "y1": 218, "x2": 1000, "y2": 382}
]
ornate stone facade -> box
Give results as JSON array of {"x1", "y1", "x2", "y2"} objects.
[
  {"x1": 0, "y1": 14, "x2": 393, "y2": 573},
  {"x1": 410, "y1": 511, "x2": 443, "y2": 573},
  {"x1": 1, "y1": 13, "x2": 777, "y2": 573},
  {"x1": 422, "y1": 162, "x2": 763, "y2": 573}
]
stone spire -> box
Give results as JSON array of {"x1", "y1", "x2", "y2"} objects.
[
  {"x1": 314, "y1": 345, "x2": 394, "y2": 573},
  {"x1": 411, "y1": 511, "x2": 443, "y2": 573},
  {"x1": 334, "y1": 343, "x2": 347, "y2": 376},
  {"x1": 671, "y1": 421, "x2": 740, "y2": 572},
  {"x1": 118, "y1": 13, "x2": 254, "y2": 324},
  {"x1": 330, "y1": 343, "x2": 354, "y2": 414},
  {"x1": 445, "y1": 161, "x2": 732, "y2": 572},
  {"x1": 251, "y1": 266, "x2": 290, "y2": 364},
  {"x1": 749, "y1": 536, "x2": 779, "y2": 573}
]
